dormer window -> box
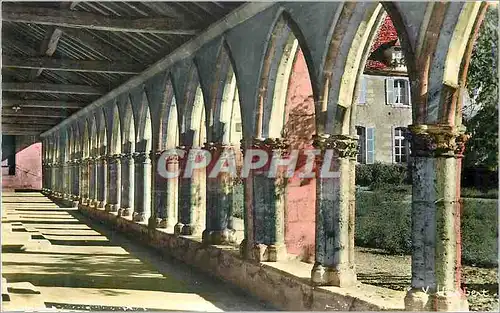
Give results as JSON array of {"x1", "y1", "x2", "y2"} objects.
[{"x1": 391, "y1": 48, "x2": 405, "y2": 68}]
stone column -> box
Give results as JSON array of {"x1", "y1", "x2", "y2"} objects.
[
  {"x1": 404, "y1": 124, "x2": 469, "y2": 311},
  {"x1": 64, "y1": 161, "x2": 71, "y2": 200},
  {"x1": 132, "y1": 151, "x2": 152, "y2": 223},
  {"x1": 80, "y1": 158, "x2": 91, "y2": 207},
  {"x1": 72, "y1": 159, "x2": 81, "y2": 206},
  {"x1": 156, "y1": 152, "x2": 179, "y2": 232},
  {"x1": 53, "y1": 162, "x2": 59, "y2": 196},
  {"x1": 90, "y1": 157, "x2": 99, "y2": 208},
  {"x1": 247, "y1": 138, "x2": 289, "y2": 261},
  {"x1": 311, "y1": 134, "x2": 358, "y2": 287},
  {"x1": 119, "y1": 153, "x2": 134, "y2": 217},
  {"x1": 105, "y1": 154, "x2": 122, "y2": 212},
  {"x1": 96, "y1": 156, "x2": 108, "y2": 208},
  {"x1": 202, "y1": 142, "x2": 237, "y2": 245},
  {"x1": 174, "y1": 146, "x2": 206, "y2": 236}
]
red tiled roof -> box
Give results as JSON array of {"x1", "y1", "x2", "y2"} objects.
[{"x1": 365, "y1": 15, "x2": 400, "y2": 71}]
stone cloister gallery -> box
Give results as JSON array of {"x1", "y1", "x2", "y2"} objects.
[{"x1": 33, "y1": 1, "x2": 488, "y2": 311}]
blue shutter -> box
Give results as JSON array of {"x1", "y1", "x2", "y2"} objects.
[
  {"x1": 366, "y1": 127, "x2": 375, "y2": 164},
  {"x1": 358, "y1": 76, "x2": 367, "y2": 104}
]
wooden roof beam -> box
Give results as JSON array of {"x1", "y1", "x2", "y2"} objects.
[
  {"x1": 2, "y1": 82, "x2": 106, "y2": 95},
  {"x1": 2, "y1": 4, "x2": 199, "y2": 35},
  {"x1": 2, "y1": 107, "x2": 72, "y2": 118},
  {"x1": 3, "y1": 55, "x2": 143, "y2": 74},
  {"x1": 2, "y1": 98, "x2": 86, "y2": 109}
]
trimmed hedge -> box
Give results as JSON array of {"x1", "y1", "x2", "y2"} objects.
[
  {"x1": 356, "y1": 163, "x2": 410, "y2": 188},
  {"x1": 355, "y1": 189, "x2": 498, "y2": 267}
]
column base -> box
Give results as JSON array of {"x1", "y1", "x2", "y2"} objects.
[
  {"x1": 174, "y1": 223, "x2": 184, "y2": 236},
  {"x1": 404, "y1": 288, "x2": 469, "y2": 311},
  {"x1": 202, "y1": 229, "x2": 237, "y2": 245},
  {"x1": 311, "y1": 263, "x2": 357, "y2": 287},
  {"x1": 239, "y1": 239, "x2": 252, "y2": 259},
  {"x1": 157, "y1": 218, "x2": 175, "y2": 231},
  {"x1": 71, "y1": 201, "x2": 79, "y2": 208},
  {"x1": 104, "y1": 203, "x2": 119, "y2": 212},
  {"x1": 132, "y1": 212, "x2": 146, "y2": 223},
  {"x1": 181, "y1": 224, "x2": 199, "y2": 236},
  {"x1": 119, "y1": 207, "x2": 132, "y2": 217},
  {"x1": 97, "y1": 201, "x2": 106, "y2": 209},
  {"x1": 249, "y1": 243, "x2": 287, "y2": 262}
]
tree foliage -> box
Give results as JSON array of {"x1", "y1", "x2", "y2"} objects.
[{"x1": 464, "y1": 6, "x2": 498, "y2": 170}]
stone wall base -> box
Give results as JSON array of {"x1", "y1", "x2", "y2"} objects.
[{"x1": 78, "y1": 205, "x2": 405, "y2": 311}]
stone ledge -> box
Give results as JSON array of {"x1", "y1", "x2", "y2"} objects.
[{"x1": 78, "y1": 205, "x2": 405, "y2": 311}]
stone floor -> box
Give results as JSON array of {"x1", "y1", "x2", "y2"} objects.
[{"x1": 1, "y1": 192, "x2": 273, "y2": 312}]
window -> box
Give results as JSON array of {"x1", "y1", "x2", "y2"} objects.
[
  {"x1": 391, "y1": 48, "x2": 405, "y2": 68},
  {"x1": 393, "y1": 127, "x2": 410, "y2": 164},
  {"x1": 356, "y1": 126, "x2": 375, "y2": 164},
  {"x1": 2, "y1": 135, "x2": 16, "y2": 176},
  {"x1": 386, "y1": 77, "x2": 411, "y2": 106},
  {"x1": 356, "y1": 126, "x2": 366, "y2": 163}
]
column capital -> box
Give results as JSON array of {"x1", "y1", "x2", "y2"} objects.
[
  {"x1": 107, "y1": 154, "x2": 122, "y2": 164},
  {"x1": 132, "y1": 151, "x2": 150, "y2": 163},
  {"x1": 240, "y1": 137, "x2": 289, "y2": 156},
  {"x1": 312, "y1": 134, "x2": 358, "y2": 158},
  {"x1": 204, "y1": 141, "x2": 234, "y2": 152},
  {"x1": 408, "y1": 124, "x2": 469, "y2": 158}
]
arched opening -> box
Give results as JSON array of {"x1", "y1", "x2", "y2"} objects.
[
  {"x1": 257, "y1": 14, "x2": 317, "y2": 262},
  {"x1": 122, "y1": 98, "x2": 136, "y2": 154}
]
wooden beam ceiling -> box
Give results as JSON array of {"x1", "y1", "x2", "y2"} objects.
[
  {"x1": 2, "y1": 99, "x2": 86, "y2": 109},
  {"x1": 3, "y1": 55, "x2": 143, "y2": 74},
  {"x1": 2, "y1": 107, "x2": 72, "y2": 118},
  {"x1": 1, "y1": 116, "x2": 65, "y2": 125},
  {"x1": 2, "y1": 82, "x2": 106, "y2": 95},
  {"x1": 2, "y1": 4, "x2": 199, "y2": 35}
]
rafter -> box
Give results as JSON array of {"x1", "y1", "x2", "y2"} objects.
[
  {"x1": 1, "y1": 116, "x2": 64, "y2": 125},
  {"x1": 29, "y1": 27, "x2": 63, "y2": 79},
  {"x1": 2, "y1": 4, "x2": 199, "y2": 35},
  {"x1": 1, "y1": 123, "x2": 52, "y2": 133},
  {"x1": 2, "y1": 99, "x2": 86, "y2": 109},
  {"x1": 2, "y1": 82, "x2": 106, "y2": 95},
  {"x1": 2, "y1": 107, "x2": 72, "y2": 118},
  {"x1": 3, "y1": 55, "x2": 144, "y2": 74}
]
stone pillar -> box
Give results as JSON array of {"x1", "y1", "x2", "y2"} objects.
[
  {"x1": 202, "y1": 142, "x2": 237, "y2": 245},
  {"x1": 155, "y1": 152, "x2": 179, "y2": 232},
  {"x1": 311, "y1": 134, "x2": 358, "y2": 287},
  {"x1": 96, "y1": 156, "x2": 108, "y2": 208},
  {"x1": 72, "y1": 159, "x2": 81, "y2": 206},
  {"x1": 64, "y1": 161, "x2": 71, "y2": 200},
  {"x1": 404, "y1": 124, "x2": 469, "y2": 311},
  {"x1": 89, "y1": 157, "x2": 99, "y2": 207},
  {"x1": 80, "y1": 158, "x2": 91, "y2": 206},
  {"x1": 174, "y1": 146, "x2": 206, "y2": 236},
  {"x1": 132, "y1": 151, "x2": 151, "y2": 223},
  {"x1": 52, "y1": 163, "x2": 60, "y2": 197},
  {"x1": 119, "y1": 153, "x2": 134, "y2": 217},
  {"x1": 105, "y1": 154, "x2": 122, "y2": 212}
]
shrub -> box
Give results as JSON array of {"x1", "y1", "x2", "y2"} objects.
[
  {"x1": 355, "y1": 190, "x2": 498, "y2": 266},
  {"x1": 355, "y1": 162, "x2": 410, "y2": 188}
]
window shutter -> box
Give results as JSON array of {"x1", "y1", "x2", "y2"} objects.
[
  {"x1": 366, "y1": 127, "x2": 375, "y2": 164},
  {"x1": 406, "y1": 79, "x2": 412, "y2": 106},
  {"x1": 385, "y1": 78, "x2": 394, "y2": 105},
  {"x1": 358, "y1": 76, "x2": 367, "y2": 104}
]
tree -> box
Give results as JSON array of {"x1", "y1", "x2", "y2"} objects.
[{"x1": 464, "y1": 5, "x2": 498, "y2": 171}]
